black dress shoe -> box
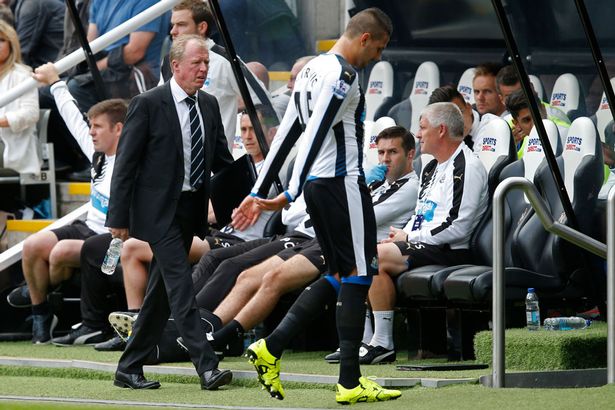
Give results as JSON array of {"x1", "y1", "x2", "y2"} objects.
[
  {"x1": 114, "y1": 370, "x2": 160, "y2": 389},
  {"x1": 200, "y1": 368, "x2": 232, "y2": 390},
  {"x1": 94, "y1": 335, "x2": 126, "y2": 352}
]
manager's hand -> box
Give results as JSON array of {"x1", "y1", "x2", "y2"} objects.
[{"x1": 109, "y1": 228, "x2": 129, "y2": 242}]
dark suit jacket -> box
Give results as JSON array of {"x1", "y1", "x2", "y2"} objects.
[{"x1": 106, "y1": 81, "x2": 233, "y2": 243}]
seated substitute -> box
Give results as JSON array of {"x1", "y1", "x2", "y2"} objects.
[
  {"x1": 368, "y1": 102, "x2": 488, "y2": 359},
  {"x1": 8, "y1": 63, "x2": 127, "y2": 344}
]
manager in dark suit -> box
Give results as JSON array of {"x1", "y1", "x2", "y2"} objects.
[{"x1": 106, "y1": 34, "x2": 234, "y2": 391}]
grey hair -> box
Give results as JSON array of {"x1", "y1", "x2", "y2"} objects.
[
  {"x1": 420, "y1": 102, "x2": 464, "y2": 140},
  {"x1": 169, "y1": 34, "x2": 208, "y2": 63}
]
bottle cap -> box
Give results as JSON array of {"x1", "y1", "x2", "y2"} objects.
[{"x1": 528, "y1": 288, "x2": 535, "y2": 292}]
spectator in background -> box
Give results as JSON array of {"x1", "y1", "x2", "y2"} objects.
[
  {"x1": 13, "y1": 0, "x2": 64, "y2": 68},
  {"x1": 0, "y1": 4, "x2": 13, "y2": 26},
  {"x1": 0, "y1": 20, "x2": 39, "y2": 176},
  {"x1": 66, "y1": 0, "x2": 170, "y2": 112}
]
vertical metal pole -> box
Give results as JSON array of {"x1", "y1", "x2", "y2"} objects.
[
  {"x1": 608, "y1": 186, "x2": 615, "y2": 384},
  {"x1": 574, "y1": 0, "x2": 615, "y2": 132},
  {"x1": 492, "y1": 180, "x2": 507, "y2": 388},
  {"x1": 207, "y1": 0, "x2": 282, "y2": 192},
  {"x1": 64, "y1": 0, "x2": 107, "y2": 100},
  {"x1": 491, "y1": 0, "x2": 578, "y2": 230},
  {"x1": 206, "y1": 1, "x2": 265, "y2": 154}
]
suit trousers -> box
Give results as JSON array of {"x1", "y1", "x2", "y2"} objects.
[{"x1": 117, "y1": 191, "x2": 218, "y2": 376}]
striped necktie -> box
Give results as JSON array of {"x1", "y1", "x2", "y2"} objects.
[{"x1": 185, "y1": 95, "x2": 204, "y2": 190}]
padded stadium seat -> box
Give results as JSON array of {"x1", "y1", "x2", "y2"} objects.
[
  {"x1": 435, "y1": 120, "x2": 561, "y2": 302},
  {"x1": 473, "y1": 117, "x2": 517, "y2": 197},
  {"x1": 363, "y1": 117, "x2": 395, "y2": 167},
  {"x1": 263, "y1": 209, "x2": 285, "y2": 237},
  {"x1": 363, "y1": 120, "x2": 376, "y2": 168},
  {"x1": 388, "y1": 61, "x2": 440, "y2": 135},
  {"x1": 522, "y1": 120, "x2": 563, "y2": 183},
  {"x1": 364, "y1": 61, "x2": 394, "y2": 122},
  {"x1": 594, "y1": 77, "x2": 615, "y2": 145},
  {"x1": 457, "y1": 67, "x2": 475, "y2": 105},
  {"x1": 550, "y1": 73, "x2": 584, "y2": 119},
  {"x1": 529, "y1": 75, "x2": 545, "y2": 102},
  {"x1": 444, "y1": 117, "x2": 603, "y2": 303}
]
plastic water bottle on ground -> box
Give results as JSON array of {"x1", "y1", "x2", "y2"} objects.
[
  {"x1": 525, "y1": 288, "x2": 540, "y2": 331},
  {"x1": 543, "y1": 317, "x2": 591, "y2": 331},
  {"x1": 101, "y1": 238, "x2": 123, "y2": 275}
]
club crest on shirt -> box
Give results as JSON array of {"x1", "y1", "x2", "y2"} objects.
[{"x1": 333, "y1": 79, "x2": 350, "y2": 99}]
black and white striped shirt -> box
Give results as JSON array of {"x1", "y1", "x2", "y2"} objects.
[{"x1": 251, "y1": 53, "x2": 365, "y2": 201}]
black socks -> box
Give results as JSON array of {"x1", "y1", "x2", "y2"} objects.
[
  {"x1": 337, "y1": 282, "x2": 369, "y2": 389},
  {"x1": 265, "y1": 277, "x2": 337, "y2": 358}
]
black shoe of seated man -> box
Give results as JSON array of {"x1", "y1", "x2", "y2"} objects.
[
  {"x1": 52, "y1": 323, "x2": 113, "y2": 346},
  {"x1": 114, "y1": 370, "x2": 160, "y2": 389},
  {"x1": 94, "y1": 335, "x2": 126, "y2": 352},
  {"x1": 7, "y1": 284, "x2": 31, "y2": 308},
  {"x1": 358, "y1": 344, "x2": 396, "y2": 365},
  {"x1": 200, "y1": 368, "x2": 233, "y2": 390},
  {"x1": 324, "y1": 347, "x2": 340, "y2": 363}
]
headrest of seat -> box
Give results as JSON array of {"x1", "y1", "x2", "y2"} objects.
[
  {"x1": 550, "y1": 73, "x2": 581, "y2": 116},
  {"x1": 595, "y1": 77, "x2": 615, "y2": 144},
  {"x1": 529, "y1": 75, "x2": 545, "y2": 102},
  {"x1": 562, "y1": 117, "x2": 599, "y2": 199},
  {"x1": 363, "y1": 120, "x2": 376, "y2": 168},
  {"x1": 457, "y1": 67, "x2": 475, "y2": 105},
  {"x1": 523, "y1": 119, "x2": 561, "y2": 183},
  {"x1": 364, "y1": 117, "x2": 396, "y2": 167},
  {"x1": 364, "y1": 61, "x2": 394, "y2": 122},
  {"x1": 475, "y1": 117, "x2": 513, "y2": 172},
  {"x1": 409, "y1": 61, "x2": 440, "y2": 136}
]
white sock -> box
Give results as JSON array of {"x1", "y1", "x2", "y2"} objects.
[
  {"x1": 361, "y1": 309, "x2": 373, "y2": 345},
  {"x1": 370, "y1": 310, "x2": 394, "y2": 350}
]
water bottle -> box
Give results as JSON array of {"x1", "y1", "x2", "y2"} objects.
[
  {"x1": 543, "y1": 317, "x2": 591, "y2": 331},
  {"x1": 525, "y1": 288, "x2": 540, "y2": 331},
  {"x1": 101, "y1": 238, "x2": 123, "y2": 275}
]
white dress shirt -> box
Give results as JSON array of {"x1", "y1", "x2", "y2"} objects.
[{"x1": 170, "y1": 77, "x2": 205, "y2": 192}]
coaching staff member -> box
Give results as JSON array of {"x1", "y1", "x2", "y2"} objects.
[{"x1": 106, "y1": 34, "x2": 234, "y2": 391}]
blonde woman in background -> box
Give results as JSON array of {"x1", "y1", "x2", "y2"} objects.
[{"x1": 0, "y1": 20, "x2": 39, "y2": 174}]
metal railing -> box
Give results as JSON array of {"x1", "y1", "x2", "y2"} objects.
[
  {"x1": 0, "y1": 0, "x2": 180, "y2": 109},
  {"x1": 492, "y1": 177, "x2": 608, "y2": 387},
  {"x1": 0, "y1": 204, "x2": 89, "y2": 272}
]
